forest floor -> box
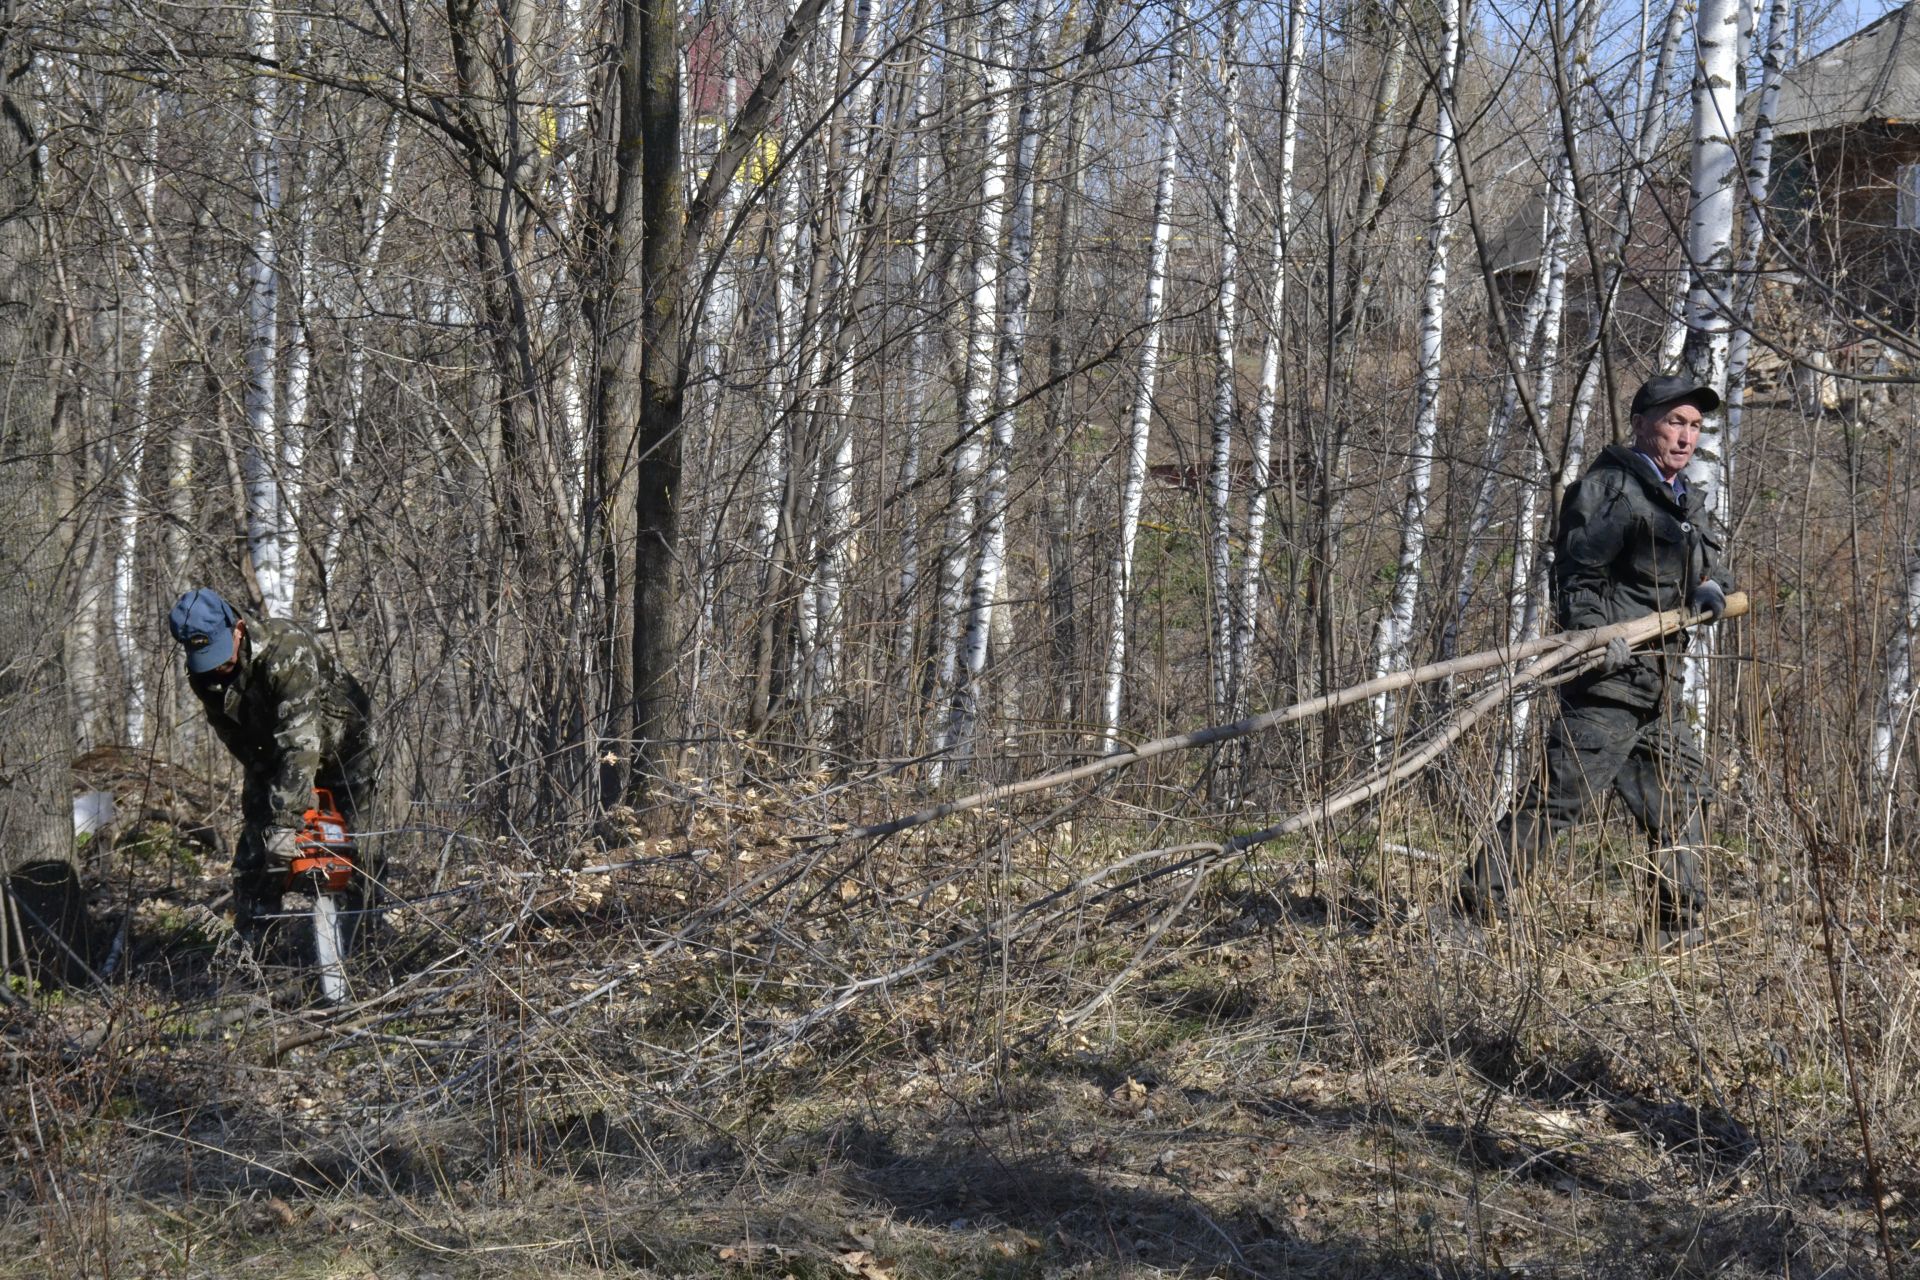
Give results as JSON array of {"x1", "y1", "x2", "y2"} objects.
[{"x1": 4, "y1": 772, "x2": 1918, "y2": 1279}]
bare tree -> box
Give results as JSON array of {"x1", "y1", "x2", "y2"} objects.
[
  {"x1": 594, "y1": 0, "x2": 833, "y2": 807},
  {"x1": 1370, "y1": 0, "x2": 1462, "y2": 744},
  {"x1": 241, "y1": 0, "x2": 288, "y2": 613},
  {"x1": 931, "y1": 1, "x2": 1016, "y2": 776},
  {"x1": 0, "y1": 15, "x2": 82, "y2": 977},
  {"x1": 1679, "y1": 0, "x2": 1742, "y2": 726},
  {"x1": 952, "y1": 3, "x2": 1048, "y2": 767},
  {"x1": 1100, "y1": 0, "x2": 1188, "y2": 753},
  {"x1": 1234, "y1": 0, "x2": 1306, "y2": 726},
  {"x1": 1205, "y1": 1, "x2": 1244, "y2": 727}
]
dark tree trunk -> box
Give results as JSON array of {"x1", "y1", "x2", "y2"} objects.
[
  {"x1": 595, "y1": 0, "x2": 831, "y2": 811},
  {"x1": 631, "y1": 0, "x2": 687, "y2": 800},
  {"x1": 0, "y1": 7, "x2": 84, "y2": 981}
]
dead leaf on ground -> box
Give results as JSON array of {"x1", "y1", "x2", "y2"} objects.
[
  {"x1": 834, "y1": 1248, "x2": 893, "y2": 1278},
  {"x1": 1107, "y1": 1076, "x2": 1150, "y2": 1115}
]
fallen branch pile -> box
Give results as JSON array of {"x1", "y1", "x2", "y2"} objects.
[{"x1": 712, "y1": 595, "x2": 1751, "y2": 1060}]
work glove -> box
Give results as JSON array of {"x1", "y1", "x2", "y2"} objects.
[
  {"x1": 1602, "y1": 636, "x2": 1632, "y2": 673},
  {"x1": 1691, "y1": 579, "x2": 1727, "y2": 622},
  {"x1": 263, "y1": 827, "x2": 300, "y2": 867}
]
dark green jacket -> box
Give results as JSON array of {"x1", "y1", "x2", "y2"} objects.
[
  {"x1": 190, "y1": 617, "x2": 377, "y2": 830},
  {"x1": 1554, "y1": 444, "x2": 1735, "y2": 709}
]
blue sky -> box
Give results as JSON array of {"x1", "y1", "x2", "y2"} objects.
[{"x1": 1806, "y1": 0, "x2": 1904, "y2": 56}]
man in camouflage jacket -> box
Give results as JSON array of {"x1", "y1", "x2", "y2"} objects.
[
  {"x1": 168, "y1": 587, "x2": 379, "y2": 928},
  {"x1": 1459, "y1": 375, "x2": 1736, "y2": 948}
]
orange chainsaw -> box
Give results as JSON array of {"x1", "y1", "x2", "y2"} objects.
[
  {"x1": 287, "y1": 789, "x2": 361, "y2": 1004},
  {"x1": 289, "y1": 789, "x2": 358, "y2": 894}
]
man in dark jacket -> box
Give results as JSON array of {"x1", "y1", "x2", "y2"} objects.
[
  {"x1": 168, "y1": 588, "x2": 379, "y2": 931},
  {"x1": 1459, "y1": 375, "x2": 1736, "y2": 948}
]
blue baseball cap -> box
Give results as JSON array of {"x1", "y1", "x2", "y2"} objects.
[{"x1": 168, "y1": 588, "x2": 241, "y2": 674}]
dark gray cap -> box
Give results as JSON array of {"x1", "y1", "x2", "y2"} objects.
[{"x1": 1630, "y1": 374, "x2": 1721, "y2": 417}]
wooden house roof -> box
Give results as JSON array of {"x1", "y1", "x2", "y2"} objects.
[{"x1": 1771, "y1": 3, "x2": 1920, "y2": 136}]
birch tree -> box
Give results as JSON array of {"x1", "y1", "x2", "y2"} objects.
[
  {"x1": 1100, "y1": 0, "x2": 1187, "y2": 753},
  {"x1": 1233, "y1": 0, "x2": 1306, "y2": 723},
  {"x1": 1501, "y1": 149, "x2": 1578, "y2": 799},
  {"x1": 1711, "y1": 0, "x2": 1787, "y2": 756},
  {"x1": 808, "y1": 0, "x2": 882, "y2": 735},
  {"x1": 0, "y1": 23, "x2": 81, "y2": 974},
  {"x1": 242, "y1": 0, "x2": 289, "y2": 613},
  {"x1": 109, "y1": 92, "x2": 161, "y2": 746},
  {"x1": 1679, "y1": 0, "x2": 1743, "y2": 723},
  {"x1": 1681, "y1": 0, "x2": 1741, "y2": 488},
  {"x1": 1038, "y1": 0, "x2": 1113, "y2": 728},
  {"x1": 1369, "y1": 0, "x2": 1461, "y2": 743},
  {"x1": 931, "y1": 2, "x2": 1014, "y2": 772},
  {"x1": 951, "y1": 5, "x2": 1045, "y2": 764},
  {"x1": 1876, "y1": 534, "x2": 1920, "y2": 781},
  {"x1": 749, "y1": 157, "x2": 804, "y2": 731},
  {"x1": 1722, "y1": 0, "x2": 1790, "y2": 483},
  {"x1": 1205, "y1": 2, "x2": 1243, "y2": 725},
  {"x1": 892, "y1": 63, "x2": 934, "y2": 684},
  {"x1": 279, "y1": 27, "x2": 319, "y2": 614}
]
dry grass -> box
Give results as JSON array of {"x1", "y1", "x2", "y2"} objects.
[{"x1": 4, "y1": 761, "x2": 1918, "y2": 1279}]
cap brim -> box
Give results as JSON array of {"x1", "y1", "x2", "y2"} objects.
[
  {"x1": 1637, "y1": 382, "x2": 1722, "y2": 416},
  {"x1": 185, "y1": 630, "x2": 236, "y2": 674}
]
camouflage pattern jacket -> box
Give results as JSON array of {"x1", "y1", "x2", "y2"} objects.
[
  {"x1": 1554, "y1": 444, "x2": 1736, "y2": 710},
  {"x1": 190, "y1": 617, "x2": 377, "y2": 830}
]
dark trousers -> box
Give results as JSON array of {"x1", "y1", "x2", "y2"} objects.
[{"x1": 1467, "y1": 694, "x2": 1708, "y2": 927}]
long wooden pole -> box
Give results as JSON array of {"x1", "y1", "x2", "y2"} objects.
[{"x1": 840, "y1": 594, "x2": 1750, "y2": 841}]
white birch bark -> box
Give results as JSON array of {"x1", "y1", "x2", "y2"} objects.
[
  {"x1": 1100, "y1": 0, "x2": 1188, "y2": 752},
  {"x1": 951, "y1": 7, "x2": 1044, "y2": 763},
  {"x1": 111, "y1": 93, "x2": 161, "y2": 747},
  {"x1": 1205, "y1": 2, "x2": 1242, "y2": 723},
  {"x1": 778, "y1": 86, "x2": 834, "y2": 694},
  {"x1": 1681, "y1": 0, "x2": 1740, "y2": 437},
  {"x1": 1500, "y1": 151, "x2": 1578, "y2": 800},
  {"x1": 788, "y1": 100, "x2": 833, "y2": 684},
  {"x1": 810, "y1": 0, "x2": 878, "y2": 733},
  {"x1": 280, "y1": 41, "x2": 317, "y2": 613},
  {"x1": 1680, "y1": 0, "x2": 1742, "y2": 724},
  {"x1": 1233, "y1": 0, "x2": 1305, "y2": 720},
  {"x1": 1723, "y1": 0, "x2": 1788, "y2": 487},
  {"x1": 1875, "y1": 539, "x2": 1920, "y2": 779},
  {"x1": 1656, "y1": 268, "x2": 1691, "y2": 372},
  {"x1": 931, "y1": 4, "x2": 1014, "y2": 773},
  {"x1": 894, "y1": 65, "x2": 933, "y2": 676},
  {"x1": 555, "y1": 0, "x2": 592, "y2": 525},
  {"x1": 1038, "y1": 0, "x2": 1112, "y2": 727},
  {"x1": 758, "y1": 169, "x2": 803, "y2": 594},
  {"x1": 1369, "y1": 0, "x2": 1461, "y2": 742},
  {"x1": 242, "y1": 0, "x2": 288, "y2": 614}
]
